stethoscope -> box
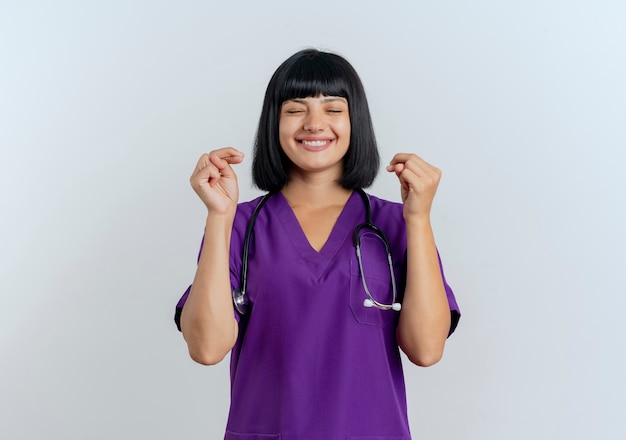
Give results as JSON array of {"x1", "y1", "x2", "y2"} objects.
[{"x1": 232, "y1": 189, "x2": 401, "y2": 315}]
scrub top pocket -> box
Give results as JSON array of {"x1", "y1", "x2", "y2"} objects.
[{"x1": 348, "y1": 256, "x2": 399, "y2": 328}]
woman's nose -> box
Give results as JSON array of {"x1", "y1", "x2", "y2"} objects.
[{"x1": 303, "y1": 109, "x2": 325, "y2": 132}]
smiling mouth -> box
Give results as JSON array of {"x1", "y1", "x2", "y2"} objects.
[{"x1": 299, "y1": 139, "x2": 333, "y2": 149}]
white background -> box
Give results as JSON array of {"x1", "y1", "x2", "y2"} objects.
[{"x1": 1, "y1": 1, "x2": 625, "y2": 439}]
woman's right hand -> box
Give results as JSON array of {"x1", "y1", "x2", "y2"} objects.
[{"x1": 190, "y1": 147, "x2": 244, "y2": 215}]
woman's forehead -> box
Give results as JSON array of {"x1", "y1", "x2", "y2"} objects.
[{"x1": 283, "y1": 95, "x2": 348, "y2": 104}]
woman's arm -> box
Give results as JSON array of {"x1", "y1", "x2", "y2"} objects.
[
  {"x1": 397, "y1": 216, "x2": 451, "y2": 366},
  {"x1": 180, "y1": 148, "x2": 244, "y2": 365},
  {"x1": 181, "y1": 213, "x2": 239, "y2": 365},
  {"x1": 387, "y1": 153, "x2": 451, "y2": 367}
]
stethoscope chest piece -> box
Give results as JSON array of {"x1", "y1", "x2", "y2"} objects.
[{"x1": 232, "y1": 288, "x2": 249, "y2": 315}]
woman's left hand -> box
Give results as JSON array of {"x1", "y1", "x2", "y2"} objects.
[{"x1": 387, "y1": 153, "x2": 441, "y2": 220}]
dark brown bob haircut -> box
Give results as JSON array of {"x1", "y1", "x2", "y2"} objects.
[{"x1": 252, "y1": 49, "x2": 380, "y2": 192}]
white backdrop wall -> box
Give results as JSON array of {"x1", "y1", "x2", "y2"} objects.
[{"x1": 1, "y1": 1, "x2": 625, "y2": 439}]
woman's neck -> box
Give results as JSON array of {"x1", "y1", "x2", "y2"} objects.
[{"x1": 281, "y1": 176, "x2": 352, "y2": 209}]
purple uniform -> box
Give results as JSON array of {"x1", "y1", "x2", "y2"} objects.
[{"x1": 176, "y1": 191, "x2": 460, "y2": 440}]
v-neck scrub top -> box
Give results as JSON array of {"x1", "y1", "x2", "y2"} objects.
[{"x1": 175, "y1": 191, "x2": 460, "y2": 440}]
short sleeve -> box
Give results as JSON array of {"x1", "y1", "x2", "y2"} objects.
[
  {"x1": 174, "y1": 285, "x2": 191, "y2": 332},
  {"x1": 368, "y1": 194, "x2": 460, "y2": 337},
  {"x1": 438, "y1": 251, "x2": 461, "y2": 337},
  {"x1": 173, "y1": 199, "x2": 259, "y2": 332},
  {"x1": 173, "y1": 233, "x2": 243, "y2": 332}
]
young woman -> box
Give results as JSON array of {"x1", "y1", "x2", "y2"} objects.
[{"x1": 175, "y1": 49, "x2": 460, "y2": 440}]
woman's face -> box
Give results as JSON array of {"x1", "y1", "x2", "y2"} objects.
[{"x1": 278, "y1": 95, "x2": 351, "y2": 180}]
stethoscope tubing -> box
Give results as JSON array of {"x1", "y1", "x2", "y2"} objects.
[{"x1": 233, "y1": 189, "x2": 400, "y2": 314}]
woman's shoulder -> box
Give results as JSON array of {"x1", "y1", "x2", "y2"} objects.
[
  {"x1": 232, "y1": 194, "x2": 274, "y2": 231},
  {"x1": 365, "y1": 192, "x2": 404, "y2": 225},
  {"x1": 236, "y1": 195, "x2": 266, "y2": 216},
  {"x1": 228, "y1": 195, "x2": 269, "y2": 253},
  {"x1": 365, "y1": 192, "x2": 407, "y2": 254},
  {"x1": 366, "y1": 192, "x2": 404, "y2": 212}
]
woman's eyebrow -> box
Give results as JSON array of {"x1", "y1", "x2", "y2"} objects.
[{"x1": 321, "y1": 97, "x2": 347, "y2": 104}]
